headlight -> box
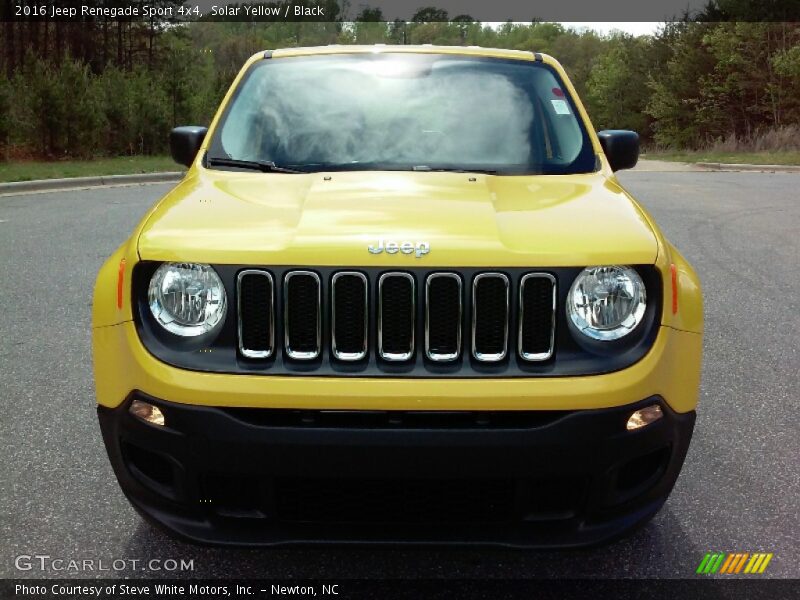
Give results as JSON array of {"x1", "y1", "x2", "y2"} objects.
[
  {"x1": 148, "y1": 263, "x2": 227, "y2": 337},
  {"x1": 567, "y1": 266, "x2": 646, "y2": 341}
]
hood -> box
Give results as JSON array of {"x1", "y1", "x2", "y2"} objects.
[{"x1": 137, "y1": 170, "x2": 657, "y2": 267}]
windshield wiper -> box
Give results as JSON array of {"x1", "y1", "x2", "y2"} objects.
[
  {"x1": 412, "y1": 166, "x2": 499, "y2": 174},
  {"x1": 207, "y1": 156, "x2": 307, "y2": 174}
]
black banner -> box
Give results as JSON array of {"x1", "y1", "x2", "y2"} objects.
[
  {"x1": 3, "y1": 579, "x2": 800, "y2": 600},
  {"x1": 3, "y1": 0, "x2": 800, "y2": 23}
]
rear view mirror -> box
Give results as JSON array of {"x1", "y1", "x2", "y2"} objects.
[
  {"x1": 169, "y1": 126, "x2": 208, "y2": 167},
  {"x1": 597, "y1": 130, "x2": 639, "y2": 172}
]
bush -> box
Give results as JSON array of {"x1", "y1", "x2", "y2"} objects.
[
  {"x1": 704, "y1": 125, "x2": 800, "y2": 153},
  {"x1": 59, "y1": 57, "x2": 108, "y2": 158},
  {"x1": 0, "y1": 78, "x2": 10, "y2": 160}
]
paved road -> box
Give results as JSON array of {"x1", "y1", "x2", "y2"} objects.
[{"x1": 1, "y1": 172, "x2": 798, "y2": 579}]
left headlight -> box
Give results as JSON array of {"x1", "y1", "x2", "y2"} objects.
[
  {"x1": 148, "y1": 262, "x2": 227, "y2": 337},
  {"x1": 567, "y1": 265, "x2": 646, "y2": 341}
]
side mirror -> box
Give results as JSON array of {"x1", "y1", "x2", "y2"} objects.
[
  {"x1": 597, "y1": 130, "x2": 639, "y2": 172},
  {"x1": 169, "y1": 126, "x2": 208, "y2": 167}
]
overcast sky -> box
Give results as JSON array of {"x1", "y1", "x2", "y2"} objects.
[
  {"x1": 562, "y1": 22, "x2": 662, "y2": 36},
  {"x1": 484, "y1": 22, "x2": 663, "y2": 36}
]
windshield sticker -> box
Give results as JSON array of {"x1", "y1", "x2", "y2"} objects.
[{"x1": 551, "y1": 99, "x2": 571, "y2": 115}]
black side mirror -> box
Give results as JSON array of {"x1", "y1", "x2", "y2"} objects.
[
  {"x1": 170, "y1": 126, "x2": 208, "y2": 167},
  {"x1": 597, "y1": 130, "x2": 639, "y2": 172}
]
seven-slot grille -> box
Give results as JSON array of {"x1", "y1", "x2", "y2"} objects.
[{"x1": 237, "y1": 270, "x2": 556, "y2": 365}]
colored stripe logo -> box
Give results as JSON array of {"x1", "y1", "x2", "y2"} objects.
[{"x1": 696, "y1": 552, "x2": 773, "y2": 574}]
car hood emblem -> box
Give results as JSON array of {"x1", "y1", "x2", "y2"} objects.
[{"x1": 368, "y1": 239, "x2": 430, "y2": 258}]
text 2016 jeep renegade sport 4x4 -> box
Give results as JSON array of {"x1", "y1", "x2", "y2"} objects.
[{"x1": 93, "y1": 46, "x2": 703, "y2": 547}]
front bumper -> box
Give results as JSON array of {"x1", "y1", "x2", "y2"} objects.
[
  {"x1": 93, "y1": 321, "x2": 702, "y2": 413},
  {"x1": 98, "y1": 395, "x2": 694, "y2": 547}
]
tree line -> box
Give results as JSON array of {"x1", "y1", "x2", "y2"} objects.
[{"x1": 1, "y1": 11, "x2": 799, "y2": 160}]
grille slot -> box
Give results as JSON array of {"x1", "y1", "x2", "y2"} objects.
[
  {"x1": 331, "y1": 272, "x2": 368, "y2": 361},
  {"x1": 378, "y1": 272, "x2": 415, "y2": 361},
  {"x1": 519, "y1": 273, "x2": 556, "y2": 361},
  {"x1": 425, "y1": 273, "x2": 462, "y2": 361},
  {"x1": 237, "y1": 270, "x2": 274, "y2": 358},
  {"x1": 284, "y1": 271, "x2": 321, "y2": 360},
  {"x1": 472, "y1": 273, "x2": 509, "y2": 362}
]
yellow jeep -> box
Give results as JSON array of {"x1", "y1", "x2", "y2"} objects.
[{"x1": 93, "y1": 46, "x2": 703, "y2": 547}]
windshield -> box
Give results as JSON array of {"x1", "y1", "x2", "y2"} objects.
[{"x1": 208, "y1": 53, "x2": 597, "y2": 175}]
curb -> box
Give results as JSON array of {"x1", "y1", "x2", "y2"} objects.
[
  {"x1": 0, "y1": 171, "x2": 184, "y2": 194},
  {"x1": 696, "y1": 162, "x2": 800, "y2": 173}
]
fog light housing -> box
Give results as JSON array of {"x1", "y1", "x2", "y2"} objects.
[
  {"x1": 130, "y1": 399, "x2": 166, "y2": 427},
  {"x1": 626, "y1": 405, "x2": 662, "y2": 431}
]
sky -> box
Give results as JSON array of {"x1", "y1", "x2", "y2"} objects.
[
  {"x1": 560, "y1": 22, "x2": 663, "y2": 36},
  {"x1": 484, "y1": 22, "x2": 664, "y2": 37}
]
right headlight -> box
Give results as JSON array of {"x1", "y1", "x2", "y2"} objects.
[
  {"x1": 567, "y1": 266, "x2": 647, "y2": 341},
  {"x1": 148, "y1": 262, "x2": 227, "y2": 337}
]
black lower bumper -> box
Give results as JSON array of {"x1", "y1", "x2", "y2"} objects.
[{"x1": 98, "y1": 395, "x2": 695, "y2": 548}]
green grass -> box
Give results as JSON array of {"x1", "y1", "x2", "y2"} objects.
[
  {"x1": 642, "y1": 150, "x2": 800, "y2": 166},
  {"x1": 0, "y1": 156, "x2": 182, "y2": 183}
]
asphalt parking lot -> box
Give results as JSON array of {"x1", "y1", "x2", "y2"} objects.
[{"x1": 0, "y1": 169, "x2": 798, "y2": 579}]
